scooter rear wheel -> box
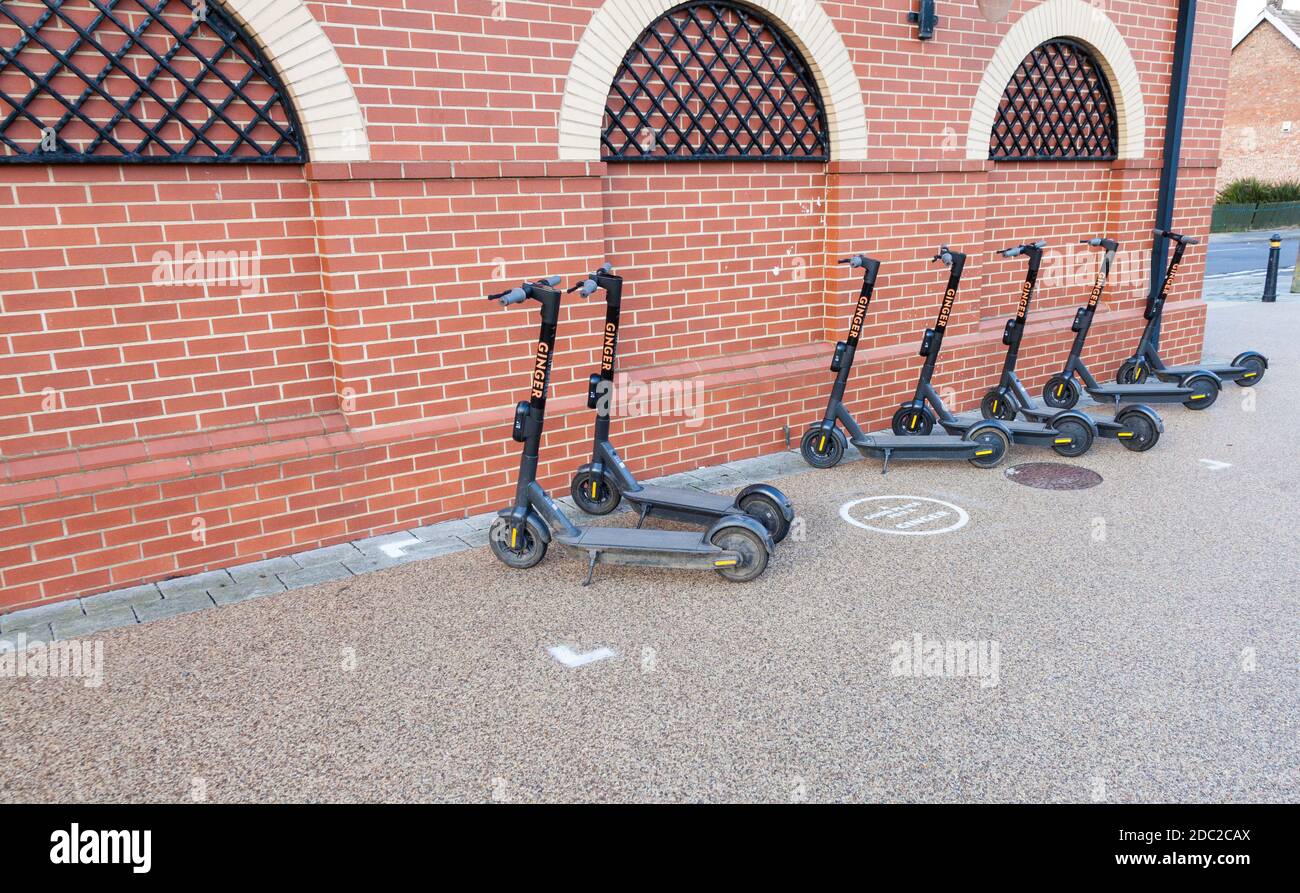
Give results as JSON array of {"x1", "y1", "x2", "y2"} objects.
[
  {"x1": 980, "y1": 388, "x2": 1018, "y2": 421},
  {"x1": 709, "y1": 525, "x2": 769, "y2": 583},
  {"x1": 1050, "y1": 416, "x2": 1094, "y2": 458},
  {"x1": 800, "y1": 426, "x2": 845, "y2": 469},
  {"x1": 489, "y1": 517, "x2": 548, "y2": 569},
  {"x1": 738, "y1": 492, "x2": 791, "y2": 544},
  {"x1": 965, "y1": 423, "x2": 1010, "y2": 469},
  {"x1": 1115, "y1": 409, "x2": 1159, "y2": 452},
  {"x1": 1182, "y1": 375, "x2": 1219, "y2": 410},
  {"x1": 1042, "y1": 376, "x2": 1079, "y2": 409},
  {"x1": 570, "y1": 470, "x2": 621, "y2": 515},
  {"x1": 1234, "y1": 354, "x2": 1266, "y2": 387}
]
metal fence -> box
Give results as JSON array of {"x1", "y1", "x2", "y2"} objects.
[{"x1": 1212, "y1": 202, "x2": 1300, "y2": 233}]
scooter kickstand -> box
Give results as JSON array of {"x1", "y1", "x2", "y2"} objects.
[
  {"x1": 582, "y1": 551, "x2": 599, "y2": 586},
  {"x1": 881, "y1": 448, "x2": 892, "y2": 476},
  {"x1": 635, "y1": 504, "x2": 650, "y2": 529}
]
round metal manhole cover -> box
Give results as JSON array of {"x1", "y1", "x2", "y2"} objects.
[{"x1": 1004, "y1": 462, "x2": 1102, "y2": 491}]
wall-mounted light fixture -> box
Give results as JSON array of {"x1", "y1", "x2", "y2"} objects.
[{"x1": 908, "y1": 0, "x2": 939, "y2": 40}]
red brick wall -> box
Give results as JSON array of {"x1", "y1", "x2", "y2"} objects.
[
  {"x1": 0, "y1": 0, "x2": 1232, "y2": 613},
  {"x1": 1217, "y1": 19, "x2": 1300, "y2": 188}
]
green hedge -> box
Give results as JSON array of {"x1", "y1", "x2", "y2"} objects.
[{"x1": 1217, "y1": 178, "x2": 1300, "y2": 205}]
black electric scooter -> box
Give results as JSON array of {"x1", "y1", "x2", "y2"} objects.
[
  {"x1": 978, "y1": 240, "x2": 1163, "y2": 451},
  {"x1": 567, "y1": 265, "x2": 794, "y2": 541},
  {"x1": 891, "y1": 246, "x2": 1098, "y2": 458},
  {"x1": 486, "y1": 273, "x2": 773, "y2": 584},
  {"x1": 801, "y1": 252, "x2": 1014, "y2": 474},
  {"x1": 1041, "y1": 237, "x2": 1222, "y2": 411},
  {"x1": 1115, "y1": 228, "x2": 1268, "y2": 387}
]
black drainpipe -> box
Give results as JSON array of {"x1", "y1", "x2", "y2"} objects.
[{"x1": 1148, "y1": 0, "x2": 1198, "y2": 346}]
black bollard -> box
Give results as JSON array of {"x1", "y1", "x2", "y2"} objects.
[{"x1": 1263, "y1": 233, "x2": 1281, "y2": 302}]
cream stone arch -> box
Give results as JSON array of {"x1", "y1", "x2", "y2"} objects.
[
  {"x1": 965, "y1": 0, "x2": 1146, "y2": 160},
  {"x1": 557, "y1": 0, "x2": 868, "y2": 161},
  {"x1": 219, "y1": 0, "x2": 370, "y2": 161}
]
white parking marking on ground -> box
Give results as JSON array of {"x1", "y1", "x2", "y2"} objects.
[
  {"x1": 547, "y1": 645, "x2": 616, "y2": 668},
  {"x1": 839, "y1": 495, "x2": 970, "y2": 536},
  {"x1": 380, "y1": 542, "x2": 409, "y2": 557},
  {"x1": 1198, "y1": 459, "x2": 1233, "y2": 471}
]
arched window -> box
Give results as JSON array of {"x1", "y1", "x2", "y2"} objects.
[
  {"x1": 989, "y1": 38, "x2": 1117, "y2": 161},
  {"x1": 601, "y1": 1, "x2": 828, "y2": 162},
  {"x1": 0, "y1": 0, "x2": 304, "y2": 163}
]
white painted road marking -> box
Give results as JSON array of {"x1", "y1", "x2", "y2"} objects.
[
  {"x1": 1199, "y1": 459, "x2": 1233, "y2": 471},
  {"x1": 547, "y1": 645, "x2": 616, "y2": 668},
  {"x1": 380, "y1": 541, "x2": 411, "y2": 557},
  {"x1": 839, "y1": 495, "x2": 970, "y2": 536}
]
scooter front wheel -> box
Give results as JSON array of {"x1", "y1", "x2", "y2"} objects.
[
  {"x1": 800, "y1": 426, "x2": 845, "y2": 469},
  {"x1": 1116, "y1": 360, "x2": 1148, "y2": 385},
  {"x1": 980, "y1": 388, "x2": 1017, "y2": 421},
  {"x1": 489, "y1": 517, "x2": 548, "y2": 569},
  {"x1": 570, "y1": 470, "x2": 621, "y2": 515},
  {"x1": 710, "y1": 525, "x2": 769, "y2": 583},
  {"x1": 892, "y1": 405, "x2": 935, "y2": 436},
  {"x1": 738, "y1": 492, "x2": 791, "y2": 544},
  {"x1": 1042, "y1": 376, "x2": 1079, "y2": 409}
]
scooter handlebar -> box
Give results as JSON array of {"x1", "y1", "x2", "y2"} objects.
[
  {"x1": 1080, "y1": 236, "x2": 1120, "y2": 251},
  {"x1": 1154, "y1": 228, "x2": 1200, "y2": 246},
  {"x1": 492, "y1": 287, "x2": 528, "y2": 306},
  {"x1": 997, "y1": 239, "x2": 1048, "y2": 258},
  {"x1": 932, "y1": 246, "x2": 963, "y2": 267},
  {"x1": 838, "y1": 254, "x2": 881, "y2": 279},
  {"x1": 568, "y1": 278, "x2": 599, "y2": 297}
]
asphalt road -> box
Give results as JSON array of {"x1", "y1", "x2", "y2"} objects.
[
  {"x1": 1207, "y1": 228, "x2": 1299, "y2": 278},
  {"x1": 2, "y1": 302, "x2": 1297, "y2": 803}
]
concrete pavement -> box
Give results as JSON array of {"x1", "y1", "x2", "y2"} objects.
[{"x1": 1, "y1": 302, "x2": 1297, "y2": 803}]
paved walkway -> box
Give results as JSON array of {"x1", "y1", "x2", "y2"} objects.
[
  {"x1": 0, "y1": 452, "x2": 813, "y2": 648},
  {"x1": 2, "y1": 302, "x2": 1296, "y2": 803}
]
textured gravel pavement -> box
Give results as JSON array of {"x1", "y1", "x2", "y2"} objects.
[{"x1": 2, "y1": 301, "x2": 1297, "y2": 803}]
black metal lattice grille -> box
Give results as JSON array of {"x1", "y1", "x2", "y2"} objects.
[
  {"x1": 0, "y1": 0, "x2": 304, "y2": 163},
  {"x1": 989, "y1": 38, "x2": 1117, "y2": 161},
  {"x1": 602, "y1": 1, "x2": 828, "y2": 162}
]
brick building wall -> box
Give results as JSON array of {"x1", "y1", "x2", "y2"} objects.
[
  {"x1": 0, "y1": 0, "x2": 1233, "y2": 613},
  {"x1": 1217, "y1": 16, "x2": 1300, "y2": 188}
]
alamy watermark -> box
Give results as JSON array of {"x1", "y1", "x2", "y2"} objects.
[
  {"x1": 592, "y1": 372, "x2": 706, "y2": 427},
  {"x1": 890, "y1": 633, "x2": 1000, "y2": 688},
  {"x1": 0, "y1": 634, "x2": 104, "y2": 688},
  {"x1": 151, "y1": 242, "x2": 262, "y2": 296}
]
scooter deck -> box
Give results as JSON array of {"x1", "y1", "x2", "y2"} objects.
[
  {"x1": 623, "y1": 484, "x2": 735, "y2": 516},
  {"x1": 1086, "y1": 383, "x2": 1195, "y2": 403},
  {"x1": 556, "y1": 526, "x2": 717, "y2": 553},
  {"x1": 938, "y1": 417, "x2": 1074, "y2": 447},
  {"x1": 852, "y1": 433, "x2": 982, "y2": 459},
  {"x1": 1156, "y1": 361, "x2": 1254, "y2": 382},
  {"x1": 1015, "y1": 403, "x2": 1138, "y2": 440}
]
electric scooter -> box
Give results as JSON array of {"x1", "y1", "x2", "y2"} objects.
[
  {"x1": 891, "y1": 246, "x2": 1098, "y2": 458},
  {"x1": 1041, "y1": 238, "x2": 1222, "y2": 411},
  {"x1": 801, "y1": 252, "x2": 1014, "y2": 474},
  {"x1": 978, "y1": 240, "x2": 1163, "y2": 451},
  {"x1": 1115, "y1": 228, "x2": 1268, "y2": 387},
  {"x1": 567, "y1": 265, "x2": 794, "y2": 541},
  {"x1": 486, "y1": 272, "x2": 773, "y2": 584}
]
